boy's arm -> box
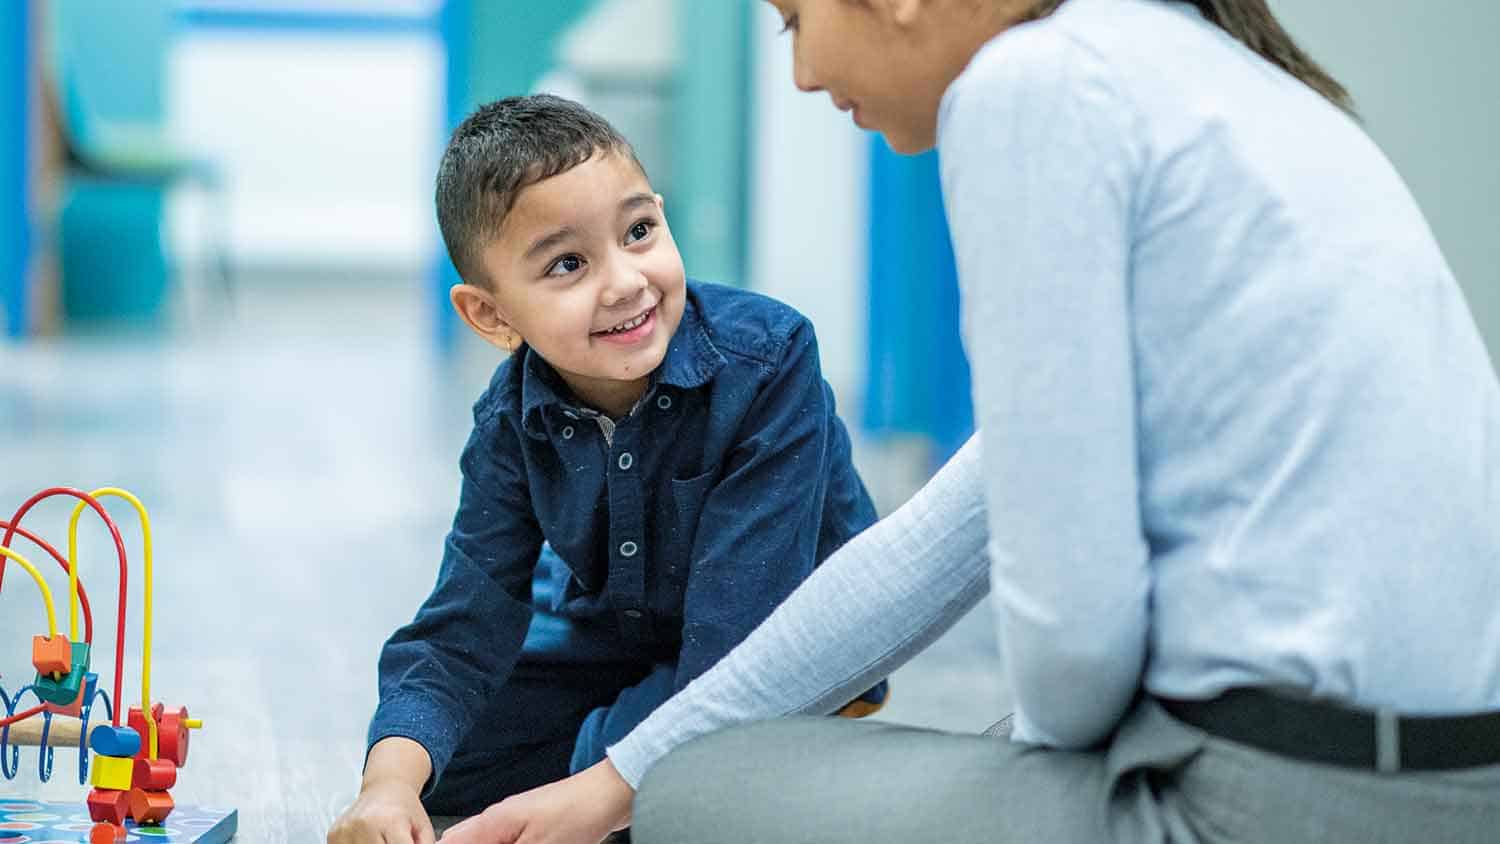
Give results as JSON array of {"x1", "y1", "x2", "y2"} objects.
[
  {"x1": 366, "y1": 419, "x2": 543, "y2": 792},
  {"x1": 675, "y1": 317, "x2": 853, "y2": 687},
  {"x1": 569, "y1": 663, "x2": 677, "y2": 772}
]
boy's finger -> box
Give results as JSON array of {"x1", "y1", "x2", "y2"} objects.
[{"x1": 415, "y1": 814, "x2": 437, "y2": 844}]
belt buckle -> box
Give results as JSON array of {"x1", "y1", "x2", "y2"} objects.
[{"x1": 1375, "y1": 706, "x2": 1400, "y2": 773}]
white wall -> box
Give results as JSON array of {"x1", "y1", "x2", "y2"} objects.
[
  {"x1": 747, "y1": 2, "x2": 868, "y2": 400},
  {"x1": 1270, "y1": 0, "x2": 1500, "y2": 361},
  {"x1": 168, "y1": 30, "x2": 443, "y2": 275}
]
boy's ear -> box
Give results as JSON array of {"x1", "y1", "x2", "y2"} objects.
[{"x1": 450, "y1": 283, "x2": 521, "y2": 353}]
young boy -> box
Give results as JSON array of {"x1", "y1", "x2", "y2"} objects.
[{"x1": 328, "y1": 95, "x2": 882, "y2": 842}]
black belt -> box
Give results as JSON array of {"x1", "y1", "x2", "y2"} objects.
[{"x1": 1158, "y1": 688, "x2": 1500, "y2": 772}]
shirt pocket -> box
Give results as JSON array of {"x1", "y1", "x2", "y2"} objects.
[{"x1": 666, "y1": 469, "x2": 717, "y2": 576}]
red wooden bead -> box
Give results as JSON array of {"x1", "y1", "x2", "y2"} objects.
[
  {"x1": 134, "y1": 756, "x2": 178, "y2": 790},
  {"x1": 86, "y1": 788, "x2": 129, "y2": 825}
]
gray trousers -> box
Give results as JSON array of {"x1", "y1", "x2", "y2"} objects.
[{"x1": 634, "y1": 698, "x2": 1500, "y2": 843}]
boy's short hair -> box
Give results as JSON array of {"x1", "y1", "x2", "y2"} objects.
[{"x1": 435, "y1": 94, "x2": 646, "y2": 288}]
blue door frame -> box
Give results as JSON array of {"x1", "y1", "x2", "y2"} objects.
[
  {"x1": 2, "y1": 4, "x2": 34, "y2": 338},
  {"x1": 863, "y1": 140, "x2": 973, "y2": 464}
]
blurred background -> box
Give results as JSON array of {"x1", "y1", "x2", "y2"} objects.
[{"x1": 0, "y1": 1, "x2": 1494, "y2": 839}]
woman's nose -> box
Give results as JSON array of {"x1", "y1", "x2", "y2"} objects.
[{"x1": 792, "y1": 46, "x2": 820, "y2": 93}]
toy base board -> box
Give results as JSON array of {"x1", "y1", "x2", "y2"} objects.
[{"x1": 0, "y1": 796, "x2": 236, "y2": 843}]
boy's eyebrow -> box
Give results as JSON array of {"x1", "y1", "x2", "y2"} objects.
[
  {"x1": 523, "y1": 226, "x2": 577, "y2": 262},
  {"x1": 620, "y1": 193, "x2": 657, "y2": 213},
  {"x1": 520, "y1": 194, "x2": 654, "y2": 262}
]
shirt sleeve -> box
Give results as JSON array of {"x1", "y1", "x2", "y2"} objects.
[
  {"x1": 940, "y1": 30, "x2": 1150, "y2": 748},
  {"x1": 671, "y1": 318, "x2": 854, "y2": 688},
  {"x1": 608, "y1": 434, "x2": 990, "y2": 788},
  {"x1": 366, "y1": 414, "x2": 543, "y2": 788}
]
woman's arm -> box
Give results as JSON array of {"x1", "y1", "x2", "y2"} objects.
[
  {"x1": 608, "y1": 432, "x2": 991, "y2": 786},
  {"x1": 940, "y1": 28, "x2": 1150, "y2": 748}
]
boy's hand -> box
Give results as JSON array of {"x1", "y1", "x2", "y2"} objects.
[
  {"x1": 328, "y1": 737, "x2": 436, "y2": 844},
  {"x1": 439, "y1": 758, "x2": 633, "y2": 844}
]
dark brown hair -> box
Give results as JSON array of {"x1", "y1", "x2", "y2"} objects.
[
  {"x1": 1024, "y1": 0, "x2": 1355, "y2": 114},
  {"x1": 435, "y1": 94, "x2": 645, "y2": 287}
]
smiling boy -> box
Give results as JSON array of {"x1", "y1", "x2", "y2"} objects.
[{"x1": 326, "y1": 95, "x2": 882, "y2": 843}]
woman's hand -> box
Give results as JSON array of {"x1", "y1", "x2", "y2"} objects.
[{"x1": 439, "y1": 758, "x2": 634, "y2": 844}]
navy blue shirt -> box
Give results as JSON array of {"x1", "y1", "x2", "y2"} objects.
[{"x1": 369, "y1": 282, "x2": 877, "y2": 782}]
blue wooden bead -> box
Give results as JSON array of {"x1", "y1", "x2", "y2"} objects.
[{"x1": 89, "y1": 725, "x2": 142, "y2": 757}]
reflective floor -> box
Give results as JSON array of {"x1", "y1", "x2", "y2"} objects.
[{"x1": 0, "y1": 280, "x2": 1004, "y2": 841}]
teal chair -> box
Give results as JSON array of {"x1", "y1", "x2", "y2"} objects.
[{"x1": 48, "y1": 0, "x2": 228, "y2": 327}]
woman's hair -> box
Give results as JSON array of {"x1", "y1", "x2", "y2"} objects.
[{"x1": 1024, "y1": 0, "x2": 1355, "y2": 114}]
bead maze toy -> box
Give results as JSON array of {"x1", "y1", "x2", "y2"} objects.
[{"x1": 0, "y1": 487, "x2": 237, "y2": 843}]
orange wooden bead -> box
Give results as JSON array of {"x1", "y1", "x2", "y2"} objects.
[
  {"x1": 32, "y1": 633, "x2": 71, "y2": 674},
  {"x1": 89, "y1": 821, "x2": 126, "y2": 843},
  {"x1": 127, "y1": 788, "x2": 175, "y2": 824}
]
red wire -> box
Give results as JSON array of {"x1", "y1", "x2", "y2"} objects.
[
  {"x1": 0, "y1": 520, "x2": 95, "y2": 645},
  {"x1": 2, "y1": 489, "x2": 129, "y2": 727},
  {"x1": 0, "y1": 703, "x2": 47, "y2": 730}
]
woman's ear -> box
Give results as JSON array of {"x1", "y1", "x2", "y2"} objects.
[{"x1": 451, "y1": 283, "x2": 521, "y2": 353}]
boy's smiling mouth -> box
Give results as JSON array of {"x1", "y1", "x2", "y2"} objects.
[{"x1": 592, "y1": 304, "x2": 658, "y2": 344}]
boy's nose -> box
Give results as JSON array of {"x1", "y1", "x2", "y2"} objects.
[{"x1": 601, "y1": 265, "x2": 648, "y2": 307}]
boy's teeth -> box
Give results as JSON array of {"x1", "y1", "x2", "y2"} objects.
[{"x1": 606, "y1": 311, "x2": 648, "y2": 334}]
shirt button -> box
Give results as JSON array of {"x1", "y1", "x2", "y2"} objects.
[
  {"x1": 618, "y1": 452, "x2": 634, "y2": 470},
  {"x1": 657, "y1": 394, "x2": 672, "y2": 410},
  {"x1": 619, "y1": 541, "x2": 639, "y2": 558},
  {"x1": 623, "y1": 609, "x2": 644, "y2": 619},
  {"x1": 561, "y1": 426, "x2": 574, "y2": 440}
]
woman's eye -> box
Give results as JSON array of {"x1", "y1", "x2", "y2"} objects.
[
  {"x1": 626, "y1": 220, "x2": 655, "y2": 244},
  {"x1": 546, "y1": 255, "x2": 584, "y2": 277}
]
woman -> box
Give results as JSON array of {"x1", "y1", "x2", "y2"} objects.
[{"x1": 442, "y1": 0, "x2": 1500, "y2": 841}]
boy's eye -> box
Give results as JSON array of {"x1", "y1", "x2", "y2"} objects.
[
  {"x1": 546, "y1": 255, "x2": 585, "y2": 277},
  {"x1": 625, "y1": 220, "x2": 655, "y2": 244}
]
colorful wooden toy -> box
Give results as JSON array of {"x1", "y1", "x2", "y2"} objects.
[{"x1": 0, "y1": 486, "x2": 230, "y2": 839}]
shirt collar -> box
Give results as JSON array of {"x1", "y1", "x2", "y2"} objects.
[{"x1": 518, "y1": 290, "x2": 726, "y2": 435}]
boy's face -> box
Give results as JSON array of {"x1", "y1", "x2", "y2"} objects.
[{"x1": 457, "y1": 151, "x2": 687, "y2": 415}]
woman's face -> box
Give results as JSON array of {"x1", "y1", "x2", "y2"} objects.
[{"x1": 765, "y1": 0, "x2": 1017, "y2": 153}]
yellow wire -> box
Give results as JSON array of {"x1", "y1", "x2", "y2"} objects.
[
  {"x1": 0, "y1": 546, "x2": 60, "y2": 639},
  {"x1": 68, "y1": 488, "x2": 159, "y2": 760}
]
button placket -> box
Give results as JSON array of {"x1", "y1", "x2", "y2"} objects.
[{"x1": 605, "y1": 423, "x2": 650, "y2": 641}]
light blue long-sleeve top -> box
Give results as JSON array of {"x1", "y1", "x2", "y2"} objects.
[
  {"x1": 945, "y1": 0, "x2": 1500, "y2": 746},
  {"x1": 607, "y1": 0, "x2": 1500, "y2": 784}
]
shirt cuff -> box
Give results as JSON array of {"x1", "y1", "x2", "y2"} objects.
[
  {"x1": 367, "y1": 691, "x2": 468, "y2": 796},
  {"x1": 604, "y1": 735, "x2": 654, "y2": 791}
]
